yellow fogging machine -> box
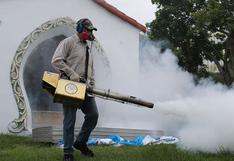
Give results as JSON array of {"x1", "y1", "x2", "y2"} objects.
[{"x1": 42, "y1": 71, "x2": 154, "y2": 108}]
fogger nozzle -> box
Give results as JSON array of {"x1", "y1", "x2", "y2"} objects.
[{"x1": 87, "y1": 88, "x2": 154, "y2": 108}]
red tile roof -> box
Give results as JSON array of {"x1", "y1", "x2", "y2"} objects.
[{"x1": 94, "y1": 0, "x2": 146, "y2": 33}]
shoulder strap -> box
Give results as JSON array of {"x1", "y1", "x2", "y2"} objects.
[{"x1": 84, "y1": 46, "x2": 89, "y2": 80}]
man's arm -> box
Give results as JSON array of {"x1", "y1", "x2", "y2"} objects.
[{"x1": 51, "y1": 39, "x2": 80, "y2": 81}]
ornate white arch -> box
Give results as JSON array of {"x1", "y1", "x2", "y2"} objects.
[{"x1": 8, "y1": 17, "x2": 110, "y2": 133}]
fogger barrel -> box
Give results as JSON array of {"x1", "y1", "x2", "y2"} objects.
[
  {"x1": 42, "y1": 71, "x2": 154, "y2": 108},
  {"x1": 87, "y1": 88, "x2": 154, "y2": 108}
]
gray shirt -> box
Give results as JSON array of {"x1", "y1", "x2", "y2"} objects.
[{"x1": 51, "y1": 34, "x2": 95, "y2": 85}]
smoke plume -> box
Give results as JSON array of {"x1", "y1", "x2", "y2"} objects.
[
  {"x1": 96, "y1": 35, "x2": 234, "y2": 153},
  {"x1": 139, "y1": 36, "x2": 234, "y2": 153}
]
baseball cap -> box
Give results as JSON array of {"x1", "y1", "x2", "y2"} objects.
[{"x1": 82, "y1": 19, "x2": 97, "y2": 31}]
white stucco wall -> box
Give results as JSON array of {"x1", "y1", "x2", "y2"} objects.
[{"x1": 0, "y1": 0, "x2": 140, "y2": 132}]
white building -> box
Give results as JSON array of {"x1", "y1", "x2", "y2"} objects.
[{"x1": 0, "y1": 0, "x2": 150, "y2": 134}]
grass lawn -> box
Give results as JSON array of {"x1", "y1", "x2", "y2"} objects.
[{"x1": 0, "y1": 134, "x2": 233, "y2": 161}]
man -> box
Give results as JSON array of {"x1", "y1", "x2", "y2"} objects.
[{"x1": 51, "y1": 18, "x2": 99, "y2": 161}]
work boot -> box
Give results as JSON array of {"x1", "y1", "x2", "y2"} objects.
[
  {"x1": 63, "y1": 154, "x2": 74, "y2": 161},
  {"x1": 73, "y1": 142, "x2": 94, "y2": 157}
]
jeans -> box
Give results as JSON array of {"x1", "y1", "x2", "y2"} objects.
[{"x1": 63, "y1": 96, "x2": 99, "y2": 154}]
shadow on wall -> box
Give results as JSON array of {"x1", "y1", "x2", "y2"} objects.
[{"x1": 23, "y1": 35, "x2": 66, "y2": 112}]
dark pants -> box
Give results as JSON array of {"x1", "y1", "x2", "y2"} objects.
[{"x1": 63, "y1": 96, "x2": 99, "y2": 154}]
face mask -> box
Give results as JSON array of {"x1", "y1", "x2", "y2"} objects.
[{"x1": 80, "y1": 31, "x2": 95, "y2": 41}]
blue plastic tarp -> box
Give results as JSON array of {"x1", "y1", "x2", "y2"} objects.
[{"x1": 57, "y1": 135, "x2": 179, "y2": 148}]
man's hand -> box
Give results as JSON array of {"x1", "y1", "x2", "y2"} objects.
[
  {"x1": 69, "y1": 73, "x2": 80, "y2": 82},
  {"x1": 80, "y1": 77, "x2": 87, "y2": 83},
  {"x1": 87, "y1": 81, "x2": 95, "y2": 89}
]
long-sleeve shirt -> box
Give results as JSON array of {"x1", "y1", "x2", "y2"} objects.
[{"x1": 51, "y1": 34, "x2": 95, "y2": 85}]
